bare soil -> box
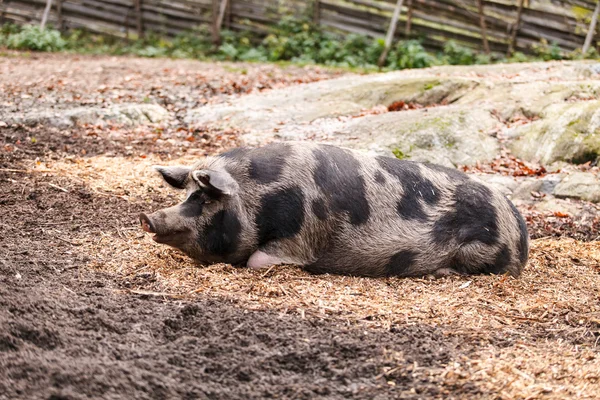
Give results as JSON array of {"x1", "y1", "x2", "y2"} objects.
[{"x1": 1, "y1": 54, "x2": 599, "y2": 400}]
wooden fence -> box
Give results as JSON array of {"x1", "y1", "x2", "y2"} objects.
[{"x1": 1, "y1": 0, "x2": 599, "y2": 55}]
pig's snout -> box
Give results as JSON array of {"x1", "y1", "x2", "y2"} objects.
[
  {"x1": 139, "y1": 213, "x2": 156, "y2": 234},
  {"x1": 138, "y1": 209, "x2": 189, "y2": 246}
]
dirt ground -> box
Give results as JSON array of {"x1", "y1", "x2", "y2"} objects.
[{"x1": 1, "y1": 54, "x2": 600, "y2": 400}]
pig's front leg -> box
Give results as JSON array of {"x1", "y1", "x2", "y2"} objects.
[
  {"x1": 246, "y1": 238, "x2": 315, "y2": 269},
  {"x1": 246, "y1": 250, "x2": 287, "y2": 269}
]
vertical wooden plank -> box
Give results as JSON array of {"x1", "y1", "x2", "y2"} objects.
[
  {"x1": 583, "y1": 0, "x2": 600, "y2": 54},
  {"x1": 40, "y1": 0, "x2": 53, "y2": 29},
  {"x1": 377, "y1": 0, "x2": 404, "y2": 68},
  {"x1": 477, "y1": 0, "x2": 490, "y2": 54},
  {"x1": 56, "y1": 0, "x2": 63, "y2": 31},
  {"x1": 507, "y1": 0, "x2": 524, "y2": 56},
  {"x1": 405, "y1": 0, "x2": 413, "y2": 37},
  {"x1": 211, "y1": 0, "x2": 229, "y2": 45},
  {"x1": 216, "y1": 0, "x2": 229, "y2": 31},
  {"x1": 225, "y1": 0, "x2": 232, "y2": 30},
  {"x1": 313, "y1": 0, "x2": 320, "y2": 25},
  {"x1": 135, "y1": 0, "x2": 144, "y2": 38},
  {"x1": 211, "y1": 0, "x2": 219, "y2": 44}
]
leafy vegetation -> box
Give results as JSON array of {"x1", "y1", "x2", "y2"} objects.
[
  {"x1": 2, "y1": 24, "x2": 65, "y2": 51},
  {"x1": 1, "y1": 18, "x2": 599, "y2": 70}
]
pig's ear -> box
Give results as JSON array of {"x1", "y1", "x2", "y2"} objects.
[
  {"x1": 192, "y1": 169, "x2": 239, "y2": 197},
  {"x1": 152, "y1": 165, "x2": 191, "y2": 189}
]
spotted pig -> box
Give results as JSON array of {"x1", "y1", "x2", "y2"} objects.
[{"x1": 139, "y1": 142, "x2": 529, "y2": 277}]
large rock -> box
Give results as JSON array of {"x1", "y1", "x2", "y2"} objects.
[
  {"x1": 183, "y1": 60, "x2": 600, "y2": 168},
  {"x1": 327, "y1": 106, "x2": 499, "y2": 167},
  {"x1": 5, "y1": 59, "x2": 600, "y2": 172},
  {"x1": 475, "y1": 174, "x2": 521, "y2": 197},
  {"x1": 71, "y1": 104, "x2": 170, "y2": 125},
  {"x1": 508, "y1": 101, "x2": 600, "y2": 165},
  {"x1": 185, "y1": 75, "x2": 478, "y2": 132},
  {"x1": 457, "y1": 79, "x2": 600, "y2": 121},
  {"x1": 553, "y1": 172, "x2": 600, "y2": 203},
  {"x1": 511, "y1": 174, "x2": 565, "y2": 200},
  {"x1": 4, "y1": 104, "x2": 170, "y2": 127},
  {"x1": 185, "y1": 74, "x2": 499, "y2": 166}
]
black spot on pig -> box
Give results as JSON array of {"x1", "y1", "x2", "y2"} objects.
[
  {"x1": 220, "y1": 147, "x2": 251, "y2": 159},
  {"x1": 507, "y1": 199, "x2": 529, "y2": 265},
  {"x1": 396, "y1": 196, "x2": 428, "y2": 221},
  {"x1": 203, "y1": 210, "x2": 242, "y2": 256},
  {"x1": 377, "y1": 157, "x2": 440, "y2": 206},
  {"x1": 249, "y1": 143, "x2": 292, "y2": 184},
  {"x1": 256, "y1": 186, "x2": 305, "y2": 246},
  {"x1": 385, "y1": 250, "x2": 418, "y2": 276},
  {"x1": 377, "y1": 157, "x2": 439, "y2": 221},
  {"x1": 179, "y1": 191, "x2": 205, "y2": 218},
  {"x1": 313, "y1": 146, "x2": 370, "y2": 225},
  {"x1": 432, "y1": 181, "x2": 498, "y2": 246},
  {"x1": 374, "y1": 170, "x2": 386, "y2": 184},
  {"x1": 311, "y1": 198, "x2": 328, "y2": 221}
]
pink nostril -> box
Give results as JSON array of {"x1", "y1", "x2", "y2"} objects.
[
  {"x1": 141, "y1": 220, "x2": 152, "y2": 233},
  {"x1": 139, "y1": 213, "x2": 155, "y2": 233}
]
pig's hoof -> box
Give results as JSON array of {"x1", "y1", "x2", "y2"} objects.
[{"x1": 247, "y1": 251, "x2": 286, "y2": 269}]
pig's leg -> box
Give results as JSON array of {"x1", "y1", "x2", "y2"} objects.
[
  {"x1": 428, "y1": 267, "x2": 464, "y2": 278},
  {"x1": 246, "y1": 250, "x2": 287, "y2": 269},
  {"x1": 247, "y1": 239, "x2": 314, "y2": 269}
]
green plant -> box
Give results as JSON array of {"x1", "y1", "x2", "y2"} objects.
[
  {"x1": 532, "y1": 38, "x2": 564, "y2": 61},
  {"x1": 135, "y1": 45, "x2": 168, "y2": 57},
  {"x1": 392, "y1": 148, "x2": 408, "y2": 159},
  {"x1": 172, "y1": 28, "x2": 212, "y2": 57},
  {"x1": 6, "y1": 25, "x2": 65, "y2": 51},
  {"x1": 584, "y1": 47, "x2": 600, "y2": 59},
  {"x1": 387, "y1": 40, "x2": 434, "y2": 69},
  {"x1": 239, "y1": 47, "x2": 268, "y2": 62},
  {"x1": 475, "y1": 53, "x2": 492, "y2": 65},
  {"x1": 4, "y1": 17, "x2": 599, "y2": 71},
  {"x1": 506, "y1": 51, "x2": 530, "y2": 63},
  {"x1": 442, "y1": 40, "x2": 475, "y2": 65},
  {"x1": 262, "y1": 17, "x2": 324, "y2": 62},
  {"x1": 423, "y1": 81, "x2": 439, "y2": 90},
  {"x1": 568, "y1": 46, "x2": 600, "y2": 60},
  {"x1": 218, "y1": 43, "x2": 239, "y2": 60},
  {"x1": 1, "y1": 23, "x2": 21, "y2": 36}
]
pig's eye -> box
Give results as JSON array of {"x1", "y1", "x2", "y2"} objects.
[
  {"x1": 204, "y1": 199, "x2": 212, "y2": 205},
  {"x1": 186, "y1": 190, "x2": 207, "y2": 204}
]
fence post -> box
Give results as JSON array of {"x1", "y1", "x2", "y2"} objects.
[
  {"x1": 225, "y1": 0, "x2": 232, "y2": 29},
  {"x1": 377, "y1": 0, "x2": 404, "y2": 68},
  {"x1": 583, "y1": 0, "x2": 600, "y2": 54},
  {"x1": 313, "y1": 0, "x2": 320, "y2": 25},
  {"x1": 211, "y1": 0, "x2": 229, "y2": 45},
  {"x1": 40, "y1": 0, "x2": 53, "y2": 29},
  {"x1": 507, "y1": 0, "x2": 524, "y2": 56},
  {"x1": 56, "y1": 0, "x2": 63, "y2": 31},
  {"x1": 135, "y1": 0, "x2": 144, "y2": 38},
  {"x1": 405, "y1": 0, "x2": 413, "y2": 37},
  {"x1": 211, "y1": 0, "x2": 219, "y2": 44},
  {"x1": 477, "y1": 0, "x2": 490, "y2": 54}
]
